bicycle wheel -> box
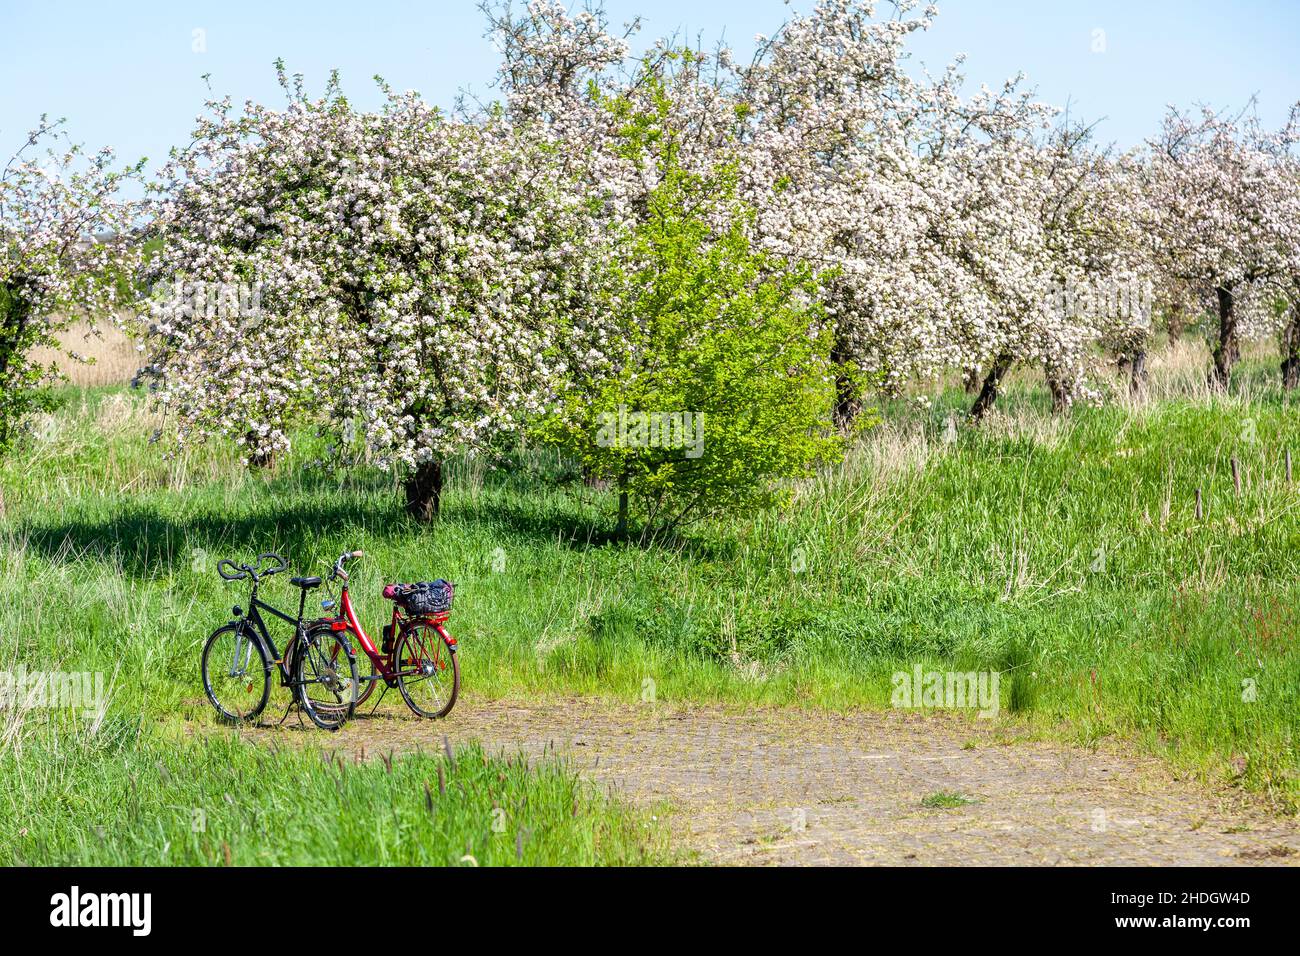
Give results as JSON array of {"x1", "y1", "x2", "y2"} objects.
[
  {"x1": 201, "y1": 623, "x2": 270, "y2": 723},
  {"x1": 394, "y1": 621, "x2": 460, "y2": 719},
  {"x1": 294, "y1": 624, "x2": 359, "y2": 731},
  {"x1": 328, "y1": 636, "x2": 380, "y2": 708}
]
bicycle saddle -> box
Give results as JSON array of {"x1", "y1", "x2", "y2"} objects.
[{"x1": 291, "y1": 576, "x2": 323, "y2": 590}]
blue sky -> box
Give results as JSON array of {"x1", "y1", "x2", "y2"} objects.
[{"x1": 2, "y1": 0, "x2": 1296, "y2": 172}]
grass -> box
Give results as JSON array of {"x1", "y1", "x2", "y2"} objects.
[
  {"x1": 0, "y1": 725, "x2": 669, "y2": 866},
  {"x1": 0, "y1": 339, "x2": 1298, "y2": 868},
  {"x1": 29, "y1": 318, "x2": 139, "y2": 388},
  {"x1": 921, "y1": 791, "x2": 977, "y2": 809}
]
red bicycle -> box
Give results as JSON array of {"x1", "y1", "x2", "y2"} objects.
[{"x1": 326, "y1": 551, "x2": 460, "y2": 719}]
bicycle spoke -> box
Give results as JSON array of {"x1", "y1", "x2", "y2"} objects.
[
  {"x1": 305, "y1": 645, "x2": 343, "y2": 702},
  {"x1": 295, "y1": 628, "x2": 357, "y2": 729},
  {"x1": 395, "y1": 623, "x2": 459, "y2": 719}
]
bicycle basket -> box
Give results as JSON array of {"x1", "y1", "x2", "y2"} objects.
[{"x1": 397, "y1": 580, "x2": 453, "y2": 616}]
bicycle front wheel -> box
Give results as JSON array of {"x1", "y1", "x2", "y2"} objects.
[
  {"x1": 201, "y1": 623, "x2": 270, "y2": 724},
  {"x1": 394, "y1": 622, "x2": 460, "y2": 719},
  {"x1": 294, "y1": 624, "x2": 359, "y2": 731}
]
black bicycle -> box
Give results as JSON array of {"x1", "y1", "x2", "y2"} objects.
[{"x1": 200, "y1": 552, "x2": 359, "y2": 731}]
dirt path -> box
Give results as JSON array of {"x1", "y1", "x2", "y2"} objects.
[{"x1": 247, "y1": 696, "x2": 1299, "y2": 866}]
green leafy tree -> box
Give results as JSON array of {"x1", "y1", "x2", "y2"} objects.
[{"x1": 543, "y1": 108, "x2": 848, "y2": 540}]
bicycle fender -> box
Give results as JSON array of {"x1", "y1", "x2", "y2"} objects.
[
  {"x1": 233, "y1": 620, "x2": 274, "y2": 673},
  {"x1": 308, "y1": 621, "x2": 359, "y2": 661}
]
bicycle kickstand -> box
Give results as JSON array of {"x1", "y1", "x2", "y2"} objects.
[
  {"x1": 367, "y1": 681, "x2": 391, "y2": 717},
  {"x1": 274, "y1": 696, "x2": 305, "y2": 730}
]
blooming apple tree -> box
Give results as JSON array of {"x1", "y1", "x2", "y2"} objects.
[
  {"x1": 0, "y1": 117, "x2": 142, "y2": 450},
  {"x1": 1143, "y1": 104, "x2": 1299, "y2": 387},
  {"x1": 1271, "y1": 107, "x2": 1300, "y2": 388},
  {"x1": 137, "y1": 68, "x2": 620, "y2": 518}
]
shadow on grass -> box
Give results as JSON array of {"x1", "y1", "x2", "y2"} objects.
[
  {"x1": 18, "y1": 497, "x2": 403, "y2": 577},
  {"x1": 17, "y1": 477, "x2": 734, "y2": 578}
]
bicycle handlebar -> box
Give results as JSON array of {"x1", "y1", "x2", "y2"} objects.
[
  {"x1": 217, "y1": 559, "x2": 246, "y2": 581},
  {"x1": 217, "y1": 552, "x2": 288, "y2": 583},
  {"x1": 331, "y1": 550, "x2": 365, "y2": 582},
  {"x1": 257, "y1": 553, "x2": 289, "y2": 577}
]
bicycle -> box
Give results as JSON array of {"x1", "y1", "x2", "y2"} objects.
[
  {"x1": 200, "y1": 552, "x2": 360, "y2": 731},
  {"x1": 324, "y1": 551, "x2": 460, "y2": 719}
]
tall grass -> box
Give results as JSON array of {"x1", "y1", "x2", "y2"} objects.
[
  {"x1": 29, "y1": 319, "x2": 138, "y2": 388},
  {"x1": 0, "y1": 726, "x2": 670, "y2": 866}
]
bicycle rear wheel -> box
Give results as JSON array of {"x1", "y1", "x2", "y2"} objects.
[
  {"x1": 325, "y1": 632, "x2": 379, "y2": 707},
  {"x1": 201, "y1": 623, "x2": 270, "y2": 723},
  {"x1": 294, "y1": 624, "x2": 359, "y2": 730},
  {"x1": 394, "y1": 621, "x2": 459, "y2": 719}
]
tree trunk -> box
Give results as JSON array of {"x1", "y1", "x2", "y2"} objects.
[
  {"x1": 612, "y1": 464, "x2": 634, "y2": 538},
  {"x1": 833, "y1": 382, "x2": 861, "y2": 431},
  {"x1": 1129, "y1": 348, "x2": 1149, "y2": 396},
  {"x1": 832, "y1": 374, "x2": 860, "y2": 430},
  {"x1": 0, "y1": 285, "x2": 31, "y2": 450},
  {"x1": 963, "y1": 366, "x2": 982, "y2": 394},
  {"x1": 1166, "y1": 304, "x2": 1185, "y2": 345},
  {"x1": 404, "y1": 459, "x2": 443, "y2": 522},
  {"x1": 615, "y1": 490, "x2": 629, "y2": 537},
  {"x1": 0, "y1": 296, "x2": 22, "y2": 383},
  {"x1": 245, "y1": 430, "x2": 274, "y2": 469},
  {"x1": 1211, "y1": 286, "x2": 1237, "y2": 389},
  {"x1": 830, "y1": 336, "x2": 860, "y2": 430},
  {"x1": 1046, "y1": 371, "x2": 1070, "y2": 415},
  {"x1": 1282, "y1": 305, "x2": 1300, "y2": 390},
  {"x1": 970, "y1": 355, "x2": 1012, "y2": 422}
]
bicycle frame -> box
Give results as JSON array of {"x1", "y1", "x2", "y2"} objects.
[
  {"x1": 338, "y1": 581, "x2": 455, "y2": 687},
  {"x1": 235, "y1": 585, "x2": 317, "y2": 687}
]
